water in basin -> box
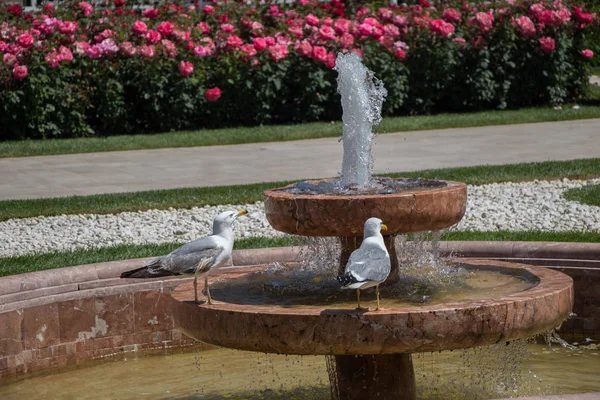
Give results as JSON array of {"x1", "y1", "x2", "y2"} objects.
[
  {"x1": 1, "y1": 337, "x2": 597, "y2": 400},
  {"x1": 207, "y1": 264, "x2": 535, "y2": 310},
  {"x1": 279, "y1": 177, "x2": 449, "y2": 196}
]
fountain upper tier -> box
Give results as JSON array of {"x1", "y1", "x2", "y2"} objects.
[{"x1": 263, "y1": 178, "x2": 467, "y2": 236}]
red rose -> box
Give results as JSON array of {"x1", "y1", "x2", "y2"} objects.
[
  {"x1": 7, "y1": 4, "x2": 23, "y2": 16},
  {"x1": 17, "y1": 33, "x2": 34, "y2": 49},
  {"x1": 205, "y1": 87, "x2": 222, "y2": 102}
]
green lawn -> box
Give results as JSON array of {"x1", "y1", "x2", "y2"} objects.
[
  {"x1": 3, "y1": 105, "x2": 600, "y2": 158},
  {"x1": 1, "y1": 158, "x2": 598, "y2": 222},
  {"x1": 2, "y1": 231, "x2": 597, "y2": 278},
  {"x1": 563, "y1": 184, "x2": 600, "y2": 207}
]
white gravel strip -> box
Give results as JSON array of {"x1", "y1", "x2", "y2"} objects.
[{"x1": 1, "y1": 178, "x2": 599, "y2": 258}]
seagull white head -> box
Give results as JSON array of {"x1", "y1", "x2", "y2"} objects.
[
  {"x1": 212, "y1": 210, "x2": 247, "y2": 234},
  {"x1": 363, "y1": 217, "x2": 388, "y2": 238}
]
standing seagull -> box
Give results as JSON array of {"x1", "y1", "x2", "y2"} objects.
[
  {"x1": 120, "y1": 210, "x2": 248, "y2": 304},
  {"x1": 337, "y1": 218, "x2": 390, "y2": 311}
]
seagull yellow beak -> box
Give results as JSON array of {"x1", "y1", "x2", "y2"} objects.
[
  {"x1": 381, "y1": 224, "x2": 388, "y2": 232},
  {"x1": 237, "y1": 210, "x2": 248, "y2": 217}
]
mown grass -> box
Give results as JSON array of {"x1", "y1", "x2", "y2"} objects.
[
  {"x1": 1, "y1": 158, "x2": 598, "y2": 222},
  {"x1": 2, "y1": 231, "x2": 597, "y2": 277},
  {"x1": 3, "y1": 105, "x2": 600, "y2": 158},
  {"x1": 563, "y1": 184, "x2": 600, "y2": 207}
]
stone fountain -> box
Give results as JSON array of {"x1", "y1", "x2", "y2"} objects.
[{"x1": 171, "y1": 53, "x2": 573, "y2": 400}]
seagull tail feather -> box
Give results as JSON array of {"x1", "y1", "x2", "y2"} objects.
[
  {"x1": 120, "y1": 263, "x2": 174, "y2": 279},
  {"x1": 337, "y1": 273, "x2": 360, "y2": 287}
]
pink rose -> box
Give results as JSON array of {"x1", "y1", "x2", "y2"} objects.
[
  {"x1": 312, "y1": 45, "x2": 327, "y2": 63},
  {"x1": 539, "y1": 36, "x2": 555, "y2": 53},
  {"x1": 430, "y1": 19, "x2": 455, "y2": 38},
  {"x1": 0, "y1": 41, "x2": 7, "y2": 53},
  {"x1": 319, "y1": 25, "x2": 336, "y2": 41},
  {"x1": 220, "y1": 23, "x2": 235, "y2": 33},
  {"x1": 17, "y1": 33, "x2": 34, "y2": 49},
  {"x1": 146, "y1": 30, "x2": 162, "y2": 44},
  {"x1": 58, "y1": 21, "x2": 78, "y2": 35},
  {"x1": 529, "y1": 4, "x2": 545, "y2": 18},
  {"x1": 157, "y1": 21, "x2": 173, "y2": 36},
  {"x1": 265, "y1": 37, "x2": 275, "y2": 46},
  {"x1": 252, "y1": 37, "x2": 267, "y2": 51},
  {"x1": 442, "y1": 9, "x2": 462, "y2": 23},
  {"x1": 74, "y1": 41, "x2": 90, "y2": 55},
  {"x1": 358, "y1": 23, "x2": 375, "y2": 37},
  {"x1": 203, "y1": 5, "x2": 214, "y2": 15},
  {"x1": 378, "y1": 7, "x2": 393, "y2": 21},
  {"x1": 295, "y1": 40, "x2": 312, "y2": 57},
  {"x1": 161, "y1": 39, "x2": 177, "y2": 57},
  {"x1": 454, "y1": 37, "x2": 466, "y2": 46},
  {"x1": 288, "y1": 25, "x2": 303, "y2": 38},
  {"x1": 45, "y1": 49, "x2": 62, "y2": 68},
  {"x1": 59, "y1": 46, "x2": 73, "y2": 62},
  {"x1": 305, "y1": 14, "x2": 319, "y2": 26},
  {"x1": 581, "y1": 49, "x2": 594, "y2": 59},
  {"x1": 240, "y1": 43, "x2": 257, "y2": 57},
  {"x1": 178, "y1": 61, "x2": 193, "y2": 77},
  {"x1": 193, "y1": 45, "x2": 209, "y2": 57},
  {"x1": 139, "y1": 44, "x2": 155, "y2": 58},
  {"x1": 143, "y1": 8, "x2": 159, "y2": 20},
  {"x1": 120, "y1": 42, "x2": 136, "y2": 57},
  {"x1": 196, "y1": 22, "x2": 211, "y2": 35},
  {"x1": 86, "y1": 45, "x2": 101, "y2": 59},
  {"x1": 472, "y1": 12, "x2": 494, "y2": 33},
  {"x1": 516, "y1": 16, "x2": 536, "y2": 38},
  {"x1": 333, "y1": 18, "x2": 351, "y2": 34},
  {"x1": 3, "y1": 54, "x2": 17, "y2": 66},
  {"x1": 99, "y1": 38, "x2": 119, "y2": 54},
  {"x1": 205, "y1": 87, "x2": 221, "y2": 102},
  {"x1": 132, "y1": 20, "x2": 148, "y2": 35},
  {"x1": 226, "y1": 35, "x2": 243, "y2": 49},
  {"x1": 78, "y1": 2, "x2": 93, "y2": 16},
  {"x1": 268, "y1": 43, "x2": 289, "y2": 61},
  {"x1": 383, "y1": 24, "x2": 400, "y2": 38},
  {"x1": 325, "y1": 52, "x2": 336, "y2": 68},
  {"x1": 340, "y1": 32, "x2": 354, "y2": 49},
  {"x1": 393, "y1": 15, "x2": 408, "y2": 27},
  {"x1": 12, "y1": 64, "x2": 27, "y2": 80}
]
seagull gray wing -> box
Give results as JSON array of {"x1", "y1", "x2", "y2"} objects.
[
  {"x1": 121, "y1": 236, "x2": 224, "y2": 278},
  {"x1": 345, "y1": 244, "x2": 390, "y2": 283}
]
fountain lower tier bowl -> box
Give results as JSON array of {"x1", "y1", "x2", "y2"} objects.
[
  {"x1": 263, "y1": 178, "x2": 467, "y2": 236},
  {"x1": 171, "y1": 259, "x2": 573, "y2": 356}
]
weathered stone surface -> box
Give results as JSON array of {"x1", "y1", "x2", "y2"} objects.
[
  {"x1": 263, "y1": 179, "x2": 467, "y2": 236},
  {"x1": 172, "y1": 260, "x2": 573, "y2": 355}
]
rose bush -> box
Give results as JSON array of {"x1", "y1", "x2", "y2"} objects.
[{"x1": 0, "y1": 0, "x2": 596, "y2": 140}]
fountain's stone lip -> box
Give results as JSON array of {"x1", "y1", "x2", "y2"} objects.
[
  {"x1": 172, "y1": 259, "x2": 573, "y2": 356},
  {"x1": 263, "y1": 178, "x2": 467, "y2": 236}
]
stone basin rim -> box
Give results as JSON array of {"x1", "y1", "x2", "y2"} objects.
[
  {"x1": 263, "y1": 178, "x2": 466, "y2": 200},
  {"x1": 172, "y1": 259, "x2": 574, "y2": 355}
]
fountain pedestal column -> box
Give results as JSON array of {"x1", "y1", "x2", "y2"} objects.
[
  {"x1": 339, "y1": 236, "x2": 400, "y2": 284},
  {"x1": 334, "y1": 354, "x2": 416, "y2": 400}
]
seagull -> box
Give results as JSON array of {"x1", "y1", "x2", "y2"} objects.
[
  {"x1": 120, "y1": 210, "x2": 248, "y2": 304},
  {"x1": 337, "y1": 217, "x2": 390, "y2": 311}
]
